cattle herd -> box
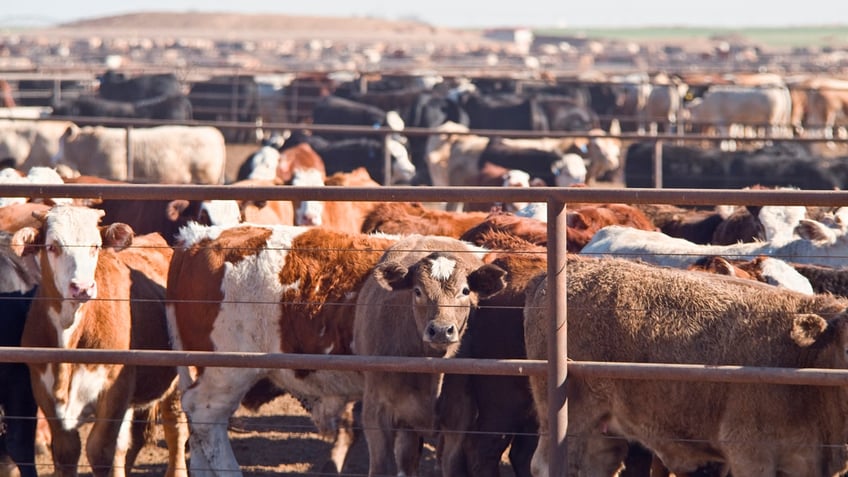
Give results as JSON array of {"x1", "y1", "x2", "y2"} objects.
[{"x1": 2, "y1": 64, "x2": 848, "y2": 477}]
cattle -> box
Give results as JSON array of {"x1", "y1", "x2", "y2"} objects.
[
  {"x1": 311, "y1": 95, "x2": 405, "y2": 140},
  {"x1": 63, "y1": 175, "x2": 241, "y2": 245},
  {"x1": 304, "y1": 167, "x2": 381, "y2": 233},
  {"x1": 0, "y1": 166, "x2": 69, "y2": 207},
  {"x1": 405, "y1": 91, "x2": 469, "y2": 185},
  {"x1": 792, "y1": 262, "x2": 848, "y2": 297},
  {"x1": 640, "y1": 75, "x2": 689, "y2": 134},
  {"x1": 458, "y1": 212, "x2": 549, "y2": 247},
  {"x1": 14, "y1": 205, "x2": 188, "y2": 477},
  {"x1": 682, "y1": 84, "x2": 793, "y2": 149},
  {"x1": 55, "y1": 124, "x2": 227, "y2": 184},
  {"x1": 52, "y1": 94, "x2": 193, "y2": 121},
  {"x1": 624, "y1": 141, "x2": 848, "y2": 190},
  {"x1": 307, "y1": 136, "x2": 415, "y2": 186},
  {"x1": 229, "y1": 178, "x2": 296, "y2": 226},
  {"x1": 360, "y1": 202, "x2": 490, "y2": 238},
  {"x1": 235, "y1": 135, "x2": 287, "y2": 182},
  {"x1": 166, "y1": 225, "x2": 402, "y2": 474},
  {"x1": 789, "y1": 76, "x2": 848, "y2": 140},
  {"x1": 96, "y1": 70, "x2": 183, "y2": 102},
  {"x1": 524, "y1": 256, "x2": 848, "y2": 476},
  {"x1": 457, "y1": 92, "x2": 549, "y2": 131},
  {"x1": 687, "y1": 255, "x2": 814, "y2": 294},
  {"x1": 437, "y1": 230, "x2": 545, "y2": 477},
  {"x1": 0, "y1": 119, "x2": 74, "y2": 170},
  {"x1": 0, "y1": 231, "x2": 41, "y2": 477},
  {"x1": 580, "y1": 222, "x2": 848, "y2": 286},
  {"x1": 352, "y1": 235, "x2": 508, "y2": 476},
  {"x1": 0, "y1": 203, "x2": 51, "y2": 232},
  {"x1": 188, "y1": 75, "x2": 262, "y2": 143}
]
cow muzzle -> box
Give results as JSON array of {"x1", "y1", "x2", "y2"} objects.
[
  {"x1": 69, "y1": 280, "x2": 97, "y2": 302},
  {"x1": 423, "y1": 321, "x2": 459, "y2": 346}
]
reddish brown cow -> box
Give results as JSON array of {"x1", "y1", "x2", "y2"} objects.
[
  {"x1": 361, "y1": 201, "x2": 490, "y2": 238},
  {"x1": 165, "y1": 224, "x2": 401, "y2": 473},
  {"x1": 459, "y1": 211, "x2": 548, "y2": 247},
  {"x1": 277, "y1": 142, "x2": 327, "y2": 184},
  {"x1": 14, "y1": 205, "x2": 187, "y2": 477},
  {"x1": 565, "y1": 203, "x2": 657, "y2": 252},
  {"x1": 0, "y1": 203, "x2": 51, "y2": 232},
  {"x1": 313, "y1": 167, "x2": 382, "y2": 233}
]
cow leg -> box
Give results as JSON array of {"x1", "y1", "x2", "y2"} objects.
[
  {"x1": 158, "y1": 389, "x2": 189, "y2": 477},
  {"x1": 394, "y1": 430, "x2": 422, "y2": 477},
  {"x1": 86, "y1": 406, "x2": 133, "y2": 477},
  {"x1": 361, "y1": 394, "x2": 395, "y2": 476},
  {"x1": 47, "y1": 423, "x2": 83, "y2": 477},
  {"x1": 1, "y1": 364, "x2": 38, "y2": 477},
  {"x1": 506, "y1": 433, "x2": 538, "y2": 477},
  {"x1": 318, "y1": 400, "x2": 356, "y2": 474},
  {"x1": 181, "y1": 368, "x2": 257, "y2": 477}
]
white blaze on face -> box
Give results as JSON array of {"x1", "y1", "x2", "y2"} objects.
[
  {"x1": 387, "y1": 137, "x2": 416, "y2": 184},
  {"x1": 292, "y1": 168, "x2": 325, "y2": 226},
  {"x1": 43, "y1": 206, "x2": 104, "y2": 303},
  {"x1": 429, "y1": 256, "x2": 457, "y2": 282},
  {"x1": 201, "y1": 200, "x2": 243, "y2": 226}
]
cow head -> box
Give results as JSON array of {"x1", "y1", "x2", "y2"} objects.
[
  {"x1": 13, "y1": 205, "x2": 133, "y2": 305},
  {"x1": 291, "y1": 168, "x2": 327, "y2": 226},
  {"x1": 791, "y1": 313, "x2": 848, "y2": 369},
  {"x1": 387, "y1": 136, "x2": 416, "y2": 185},
  {"x1": 373, "y1": 251, "x2": 506, "y2": 351}
]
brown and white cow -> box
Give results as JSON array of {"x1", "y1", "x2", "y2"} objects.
[
  {"x1": 352, "y1": 234, "x2": 508, "y2": 476},
  {"x1": 360, "y1": 202, "x2": 490, "y2": 238},
  {"x1": 524, "y1": 256, "x2": 848, "y2": 476},
  {"x1": 13, "y1": 205, "x2": 188, "y2": 477},
  {"x1": 165, "y1": 224, "x2": 402, "y2": 474}
]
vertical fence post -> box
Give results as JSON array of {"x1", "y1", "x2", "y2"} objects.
[
  {"x1": 382, "y1": 131, "x2": 392, "y2": 186},
  {"x1": 547, "y1": 197, "x2": 569, "y2": 477},
  {"x1": 125, "y1": 125, "x2": 134, "y2": 182},
  {"x1": 653, "y1": 139, "x2": 663, "y2": 189}
]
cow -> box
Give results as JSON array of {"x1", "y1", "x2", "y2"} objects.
[
  {"x1": 0, "y1": 119, "x2": 74, "y2": 170},
  {"x1": 360, "y1": 202, "x2": 490, "y2": 238},
  {"x1": 0, "y1": 231, "x2": 41, "y2": 477},
  {"x1": 55, "y1": 124, "x2": 227, "y2": 184},
  {"x1": 165, "y1": 225, "x2": 403, "y2": 474},
  {"x1": 792, "y1": 262, "x2": 848, "y2": 297},
  {"x1": 188, "y1": 75, "x2": 262, "y2": 143},
  {"x1": 305, "y1": 167, "x2": 381, "y2": 233},
  {"x1": 580, "y1": 223, "x2": 845, "y2": 290},
  {"x1": 307, "y1": 136, "x2": 415, "y2": 186},
  {"x1": 13, "y1": 205, "x2": 188, "y2": 477},
  {"x1": 458, "y1": 212, "x2": 549, "y2": 247},
  {"x1": 311, "y1": 95, "x2": 405, "y2": 141},
  {"x1": 682, "y1": 84, "x2": 793, "y2": 150},
  {"x1": 352, "y1": 234, "x2": 508, "y2": 476},
  {"x1": 687, "y1": 255, "x2": 814, "y2": 294},
  {"x1": 52, "y1": 94, "x2": 192, "y2": 121},
  {"x1": 524, "y1": 256, "x2": 848, "y2": 476},
  {"x1": 457, "y1": 92, "x2": 549, "y2": 131},
  {"x1": 789, "y1": 76, "x2": 848, "y2": 140},
  {"x1": 437, "y1": 230, "x2": 546, "y2": 477}
]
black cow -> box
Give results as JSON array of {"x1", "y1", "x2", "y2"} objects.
[
  {"x1": 624, "y1": 141, "x2": 848, "y2": 190},
  {"x1": 0, "y1": 232, "x2": 40, "y2": 477},
  {"x1": 188, "y1": 75, "x2": 262, "y2": 143},
  {"x1": 458, "y1": 92, "x2": 549, "y2": 131},
  {"x1": 404, "y1": 91, "x2": 470, "y2": 185},
  {"x1": 311, "y1": 95, "x2": 404, "y2": 138},
  {"x1": 477, "y1": 137, "x2": 568, "y2": 186},
  {"x1": 51, "y1": 94, "x2": 192, "y2": 121},
  {"x1": 97, "y1": 70, "x2": 183, "y2": 102},
  {"x1": 306, "y1": 135, "x2": 415, "y2": 185}
]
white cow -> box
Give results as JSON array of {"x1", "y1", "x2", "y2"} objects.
[
  {"x1": 0, "y1": 119, "x2": 74, "y2": 169},
  {"x1": 54, "y1": 124, "x2": 227, "y2": 184},
  {"x1": 683, "y1": 84, "x2": 793, "y2": 150}
]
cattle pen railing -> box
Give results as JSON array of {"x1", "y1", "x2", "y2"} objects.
[{"x1": 4, "y1": 184, "x2": 848, "y2": 475}]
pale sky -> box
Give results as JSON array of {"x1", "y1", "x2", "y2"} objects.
[{"x1": 2, "y1": 0, "x2": 845, "y2": 28}]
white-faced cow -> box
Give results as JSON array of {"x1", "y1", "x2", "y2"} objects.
[
  {"x1": 352, "y1": 234, "x2": 507, "y2": 477},
  {"x1": 524, "y1": 256, "x2": 848, "y2": 476},
  {"x1": 165, "y1": 224, "x2": 404, "y2": 475},
  {"x1": 14, "y1": 205, "x2": 188, "y2": 477}
]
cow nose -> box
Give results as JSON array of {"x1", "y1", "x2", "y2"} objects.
[
  {"x1": 425, "y1": 322, "x2": 458, "y2": 344},
  {"x1": 69, "y1": 281, "x2": 97, "y2": 302}
]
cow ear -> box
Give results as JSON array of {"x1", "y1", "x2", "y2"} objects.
[
  {"x1": 791, "y1": 314, "x2": 829, "y2": 348},
  {"x1": 566, "y1": 211, "x2": 589, "y2": 229},
  {"x1": 166, "y1": 200, "x2": 191, "y2": 222},
  {"x1": 62, "y1": 124, "x2": 80, "y2": 142},
  {"x1": 10, "y1": 226, "x2": 42, "y2": 257},
  {"x1": 795, "y1": 219, "x2": 836, "y2": 243},
  {"x1": 373, "y1": 261, "x2": 412, "y2": 291},
  {"x1": 712, "y1": 257, "x2": 736, "y2": 276},
  {"x1": 468, "y1": 263, "x2": 507, "y2": 299},
  {"x1": 101, "y1": 223, "x2": 134, "y2": 251}
]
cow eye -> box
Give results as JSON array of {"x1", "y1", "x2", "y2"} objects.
[
  {"x1": 414, "y1": 287, "x2": 422, "y2": 297},
  {"x1": 461, "y1": 286, "x2": 470, "y2": 296},
  {"x1": 47, "y1": 243, "x2": 59, "y2": 255},
  {"x1": 90, "y1": 245, "x2": 100, "y2": 256}
]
